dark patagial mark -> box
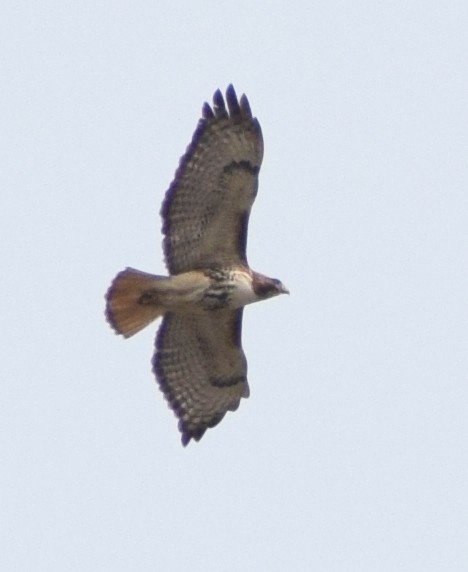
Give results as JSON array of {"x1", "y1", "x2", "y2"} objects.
[
  {"x1": 236, "y1": 210, "x2": 250, "y2": 264},
  {"x1": 231, "y1": 309, "x2": 244, "y2": 347}
]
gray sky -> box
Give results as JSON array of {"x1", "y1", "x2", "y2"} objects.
[{"x1": 2, "y1": 1, "x2": 468, "y2": 570}]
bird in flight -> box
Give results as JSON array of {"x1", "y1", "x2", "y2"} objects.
[{"x1": 105, "y1": 85, "x2": 288, "y2": 445}]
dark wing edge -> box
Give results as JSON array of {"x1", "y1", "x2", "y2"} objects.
[
  {"x1": 160, "y1": 85, "x2": 263, "y2": 274},
  {"x1": 153, "y1": 309, "x2": 249, "y2": 446}
]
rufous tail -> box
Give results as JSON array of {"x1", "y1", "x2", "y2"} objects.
[{"x1": 105, "y1": 268, "x2": 169, "y2": 338}]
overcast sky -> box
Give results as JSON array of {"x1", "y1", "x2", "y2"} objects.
[{"x1": 2, "y1": 1, "x2": 468, "y2": 570}]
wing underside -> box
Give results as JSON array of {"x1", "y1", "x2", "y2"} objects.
[
  {"x1": 161, "y1": 85, "x2": 264, "y2": 274},
  {"x1": 153, "y1": 309, "x2": 249, "y2": 445}
]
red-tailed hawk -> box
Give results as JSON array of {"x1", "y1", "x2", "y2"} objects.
[{"x1": 105, "y1": 85, "x2": 288, "y2": 445}]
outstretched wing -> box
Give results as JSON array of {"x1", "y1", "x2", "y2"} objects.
[
  {"x1": 153, "y1": 309, "x2": 249, "y2": 445},
  {"x1": 161, "y1": 85, "x2": 264, "y2": 275}
]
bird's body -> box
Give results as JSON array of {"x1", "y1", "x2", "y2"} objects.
[{"x1": 105, "y1": 85, "x2": 287, "y2": 445}]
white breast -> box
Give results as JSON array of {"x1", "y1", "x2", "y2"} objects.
[{"x1": 230, "y1": 270, "x2": 259, "y2": 308}]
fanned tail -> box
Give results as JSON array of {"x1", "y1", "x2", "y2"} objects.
[{"x1": 105, "y1": 268, "x2": 169, "y2": 338}]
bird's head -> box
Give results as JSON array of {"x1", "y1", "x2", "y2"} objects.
[{"x1": 252, "y1": 273, "x2": 289, "y2": 300}]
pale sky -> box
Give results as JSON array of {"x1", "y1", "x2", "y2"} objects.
[{"x1": 2, "y1": 1, "x2": 468, "y2": 570}]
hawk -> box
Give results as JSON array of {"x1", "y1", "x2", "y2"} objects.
[{"x1": 105, "y1": 85, "x2": 288, "y2": 445}]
